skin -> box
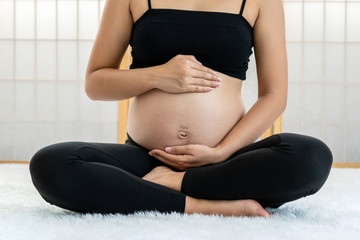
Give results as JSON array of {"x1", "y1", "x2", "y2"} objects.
[{"x1": 85, "y1": 0, "x2": 287, "y2": 218}]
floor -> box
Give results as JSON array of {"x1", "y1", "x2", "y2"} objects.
[{"x1": 0, "y1": 164, "x2": 359, "y2": 240}]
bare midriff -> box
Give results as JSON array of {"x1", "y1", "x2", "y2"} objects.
[{"x1": 127, "y1": 71, "x2": 247, "y2": 151}]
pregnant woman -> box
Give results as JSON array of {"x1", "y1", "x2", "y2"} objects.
[{"x1": 29, "y1": 0, "x2": 333, "y2": 218}]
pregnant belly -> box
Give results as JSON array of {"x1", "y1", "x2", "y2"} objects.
[{"x1": 126, "y1": 74, "x2": 246, "y2": 151}]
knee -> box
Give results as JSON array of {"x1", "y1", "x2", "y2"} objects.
[
  {"x1": 280, "y1": 133, "x2": 333, "y2": 186},
  {"x1": 30, "y1": 144, "x2": 54, "y2": 181},
  {"x1": 306, "y1": 136, "x2": 333, "y2": 187},
  {"x1": 29, "y1": 142, "x2": 80, "y2": 194}
]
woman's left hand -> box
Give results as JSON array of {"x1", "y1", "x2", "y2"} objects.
[{"x1": 148, "y1": 144, "x2": 222, "y2": 171}]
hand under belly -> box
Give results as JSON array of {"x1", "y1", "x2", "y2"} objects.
[{"x1": 126, "y1": 74, "x2": 246, "y2": 151}]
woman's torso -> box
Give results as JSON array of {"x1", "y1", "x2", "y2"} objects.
[
  {"x1": 127, "y1": 71, "x2": 246, "y2": 151},
  {"x1": 127, "y1": 0, "x2": 255, "y2": 151}
]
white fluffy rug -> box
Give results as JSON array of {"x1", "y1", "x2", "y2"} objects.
[{"x1": 0, "y1": 164, "x2": 359, "y2": 240}]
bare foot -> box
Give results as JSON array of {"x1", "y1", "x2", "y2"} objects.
[
  {"x1": 143, "y1": 166, "x2": 274, "y2": 218},
  {"x1": 185, "y1": 196, "x2": 273, "y2": 218},
  {"x1": 142, "y1": 165, "x2": 184, "y2": 192}
]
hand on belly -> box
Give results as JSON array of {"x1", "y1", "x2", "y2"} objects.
[
  {"x1": 127, "y1": 104, "x2": 242, "y2": 152},
  {"x1": 147, "y1": 143, "x2": 221, "y2": 171},
  {"x1": 126, "y1": 71, "x2": 245, "y2": 152}
]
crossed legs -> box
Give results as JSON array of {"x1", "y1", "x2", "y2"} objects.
[{"x1": 29, "y1": 132, "x2": 333, "y2": 217}]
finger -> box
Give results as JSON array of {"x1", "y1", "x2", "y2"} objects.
[
  {"x1": 151, "y1": 152, "x2": 182, "y2": 169},
  {"x1": 187, "y1": 66, "x2": 221, "y2": 90},
  {"x1": 192, "y1": 65, "x2": 220, "y2": 80},
  {"x1": 165, "y1": 145, "x2": 193, "y2": 155},
  {"x1": 187, "y1": 85, "x2": 214, "y2": 93},
  {"x1": 155, "y1": 151, "x2": 191, "y2": 170},
  {"x1": 153, "y1": 150, "x2": 187, "y2": 163},
  {"x1": 188, "y1": 58, "x2": 216, "y2": 75},
  {"x1": 191, "y1": 67, "x2": 221, "y2": 83},
  {"x1": 189, "y1": 78, "x2": 220, "y2": 90}
]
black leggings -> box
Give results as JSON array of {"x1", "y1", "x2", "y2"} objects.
[{"x1": 29, "y1": 132, "x2": 333, "y2": 215}]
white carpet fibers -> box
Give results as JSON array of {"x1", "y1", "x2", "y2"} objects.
[{"x1": 0, "y1": 164, "x2": 359, "y2": 240}]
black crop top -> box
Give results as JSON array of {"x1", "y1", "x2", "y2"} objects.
[{"x1": 129, "y1": 0, "x2": 254, "y2": 81}]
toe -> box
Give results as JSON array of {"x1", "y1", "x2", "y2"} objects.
[{"x1": 244, "y1": 200, "x2": 270, "y2": 218}]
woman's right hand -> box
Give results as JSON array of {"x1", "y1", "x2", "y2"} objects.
[{"x1": 153, "y1": 54, "x2": 222, "y2": 94}]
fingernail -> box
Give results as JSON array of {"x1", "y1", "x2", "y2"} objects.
[
  {"x1": 148, "y1": 152, "x2": 153, "y2": 156},
  {"x1": 217, "y1": 76, "x2": 222, "y2": 81},
  {"x1": 215, "y1": 82, "x2": 220, "y2": 87},
  {"x1": 165, "y1": 147, "x2": 171, "y2": 152}
]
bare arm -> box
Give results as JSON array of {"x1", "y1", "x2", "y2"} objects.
[
  {"x1": 85, "y1": 0, "x2": 158, "y2": 101},
  {"x1": 86, "y1": 67, "x2": 159, "y2": 101},
  {"x1": 85, "y1": 0, "x2": 221, "y2": 101},
  {"x1": 214, "y1": 0, "x2": 288, "y2": 162}
]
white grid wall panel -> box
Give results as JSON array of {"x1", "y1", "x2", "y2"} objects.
[
  {"x1": 0, "y1": 0, "x2": 359, "y2": 162},
  {"x1": 0, "y1": 0, "x2": 117, "y2": 161},
  {"x1": 242, "y1": 0, "x2": 360, "y2": 163}
]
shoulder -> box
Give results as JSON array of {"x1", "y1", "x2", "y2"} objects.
[
  {"x1": 242, "y1": 0, "x2": 285, "y2": 27},
  {"x1": 257, "y1": 0, "x2": 284, "y2": 8},
  {"x1": 257, "y1": 0, "x2": 285, "y2": 16},
  {"x1": 253, "y1": 0, "x2": 285, "y2": 29}
]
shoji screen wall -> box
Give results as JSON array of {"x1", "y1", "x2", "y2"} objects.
[
  {"x1": 0, "y1": 0, "x2": 359, "y2": 163},
  {"x1": 244, "y1": 0, "x2": 360, "y2": 163},
  {"x1": 0, "y1": 0, "x2": 117, "y2": 162}
]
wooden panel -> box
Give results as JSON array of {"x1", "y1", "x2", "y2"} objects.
[
  {"x1": 262, "y1": 114, "x2": 283, "y2": 139},
  {"x1": 118, "y1": 46, "x2": 133, "y2": 144},
  {"x1": 332, "y1": 163, "x2": 360, "y2": 168},
  {"x1": 0, "y1": 160, "x2": 32, "y2": 164},
  {"x1": 118, "y1": 100, "x2": 129, "y2": 144}
]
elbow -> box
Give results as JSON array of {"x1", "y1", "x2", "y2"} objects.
[
  {"x1": 281, "y1": 91, "x2": 288, "y2": 112},
  {"x1": 282, "y1": 98, "x2": 287, "y2": 112},
  {"x1": 279, "y1": 100, "x2": 287, "y2": 116},
  {"x1": 278, "y1": 95, "x2": 287, "y2": 113},
  {"x1": 276, "y1": 97, "x2": 287, "y2": 118},
  {"x1": 85, "y1": 85, "x2": 96, "y2": 101},
  {"x1": 85, "y1": 73, "x2": 98, "y2": 101}
]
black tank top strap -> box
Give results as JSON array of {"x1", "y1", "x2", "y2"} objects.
[
  {"x1": 147, "y1": 0, "x2": 152, "y2": 10},
  {"x1": 239, "y1": 0, "x2": 247, "y2": 16}
]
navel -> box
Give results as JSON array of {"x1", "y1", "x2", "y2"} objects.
[{"x1": 178, "y1": 131, "x2": 188, "y2": 139}]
